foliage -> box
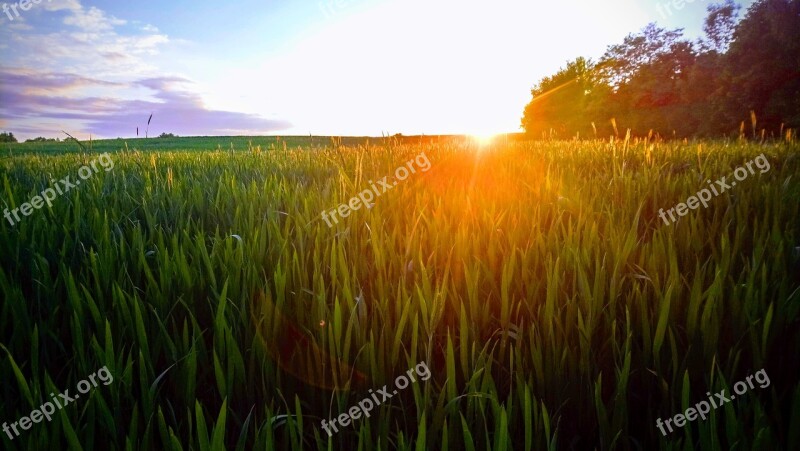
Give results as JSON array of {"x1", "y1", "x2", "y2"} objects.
[
  {"x1": 701, "y1": 0, "x2": 741, "y2": 53},
  {"x1": 521, "y1": 0, "x2": 800, "y2": 139},
  {"x1": 722, "y1": 0, "x2": 800, "y2": 132},
  {"x1": 24, "y1": 137, "x2": 60, "y2": 143},
  {"x1": 0, "y1": 132, "x2": 18, "y2": 143},
  {"x1": 521, "y1": 57, "x2": 597, "y2": 138}
]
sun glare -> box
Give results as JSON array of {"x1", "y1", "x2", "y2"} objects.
[{"x1": 470, "y1": 133, "x2": 499, "y2": 147}]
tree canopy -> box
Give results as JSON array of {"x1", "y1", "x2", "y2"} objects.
[
  {"x1": 0, "y1": 132, "x2": 18, "y2": 143},
  {"x1": 521, "y1": 0, "x2": 800, "y2": 139}
]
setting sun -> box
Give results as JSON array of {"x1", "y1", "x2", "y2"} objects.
[{"x1": 470, "y1": 133, "x2": 499, "y2": 147}]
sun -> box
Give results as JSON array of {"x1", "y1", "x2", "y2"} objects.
[{"x1": 470, "y1": 132, "x2": 500, "y2": 147}]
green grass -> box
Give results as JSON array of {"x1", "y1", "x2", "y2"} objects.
[
  {"x1": 0, "y1": 135, "x2": 485, "y2": 157},
  {"x1": 0, "y1": 137, "x2": 798, "y2": 450}
]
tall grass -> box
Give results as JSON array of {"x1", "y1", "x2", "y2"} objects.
[{"x1": 0, "y1": 138, "x2": 798, "y2": 450}]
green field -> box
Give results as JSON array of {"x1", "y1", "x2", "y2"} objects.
[{"x1": 1, "y1": 137, "x2": 798, "y2": 450}]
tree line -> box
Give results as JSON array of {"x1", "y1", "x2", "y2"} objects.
[{"x1": 521, "y1": 0, "x2": 800, "y2": 139}]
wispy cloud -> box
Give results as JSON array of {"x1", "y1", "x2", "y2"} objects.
[
  {"x1": 0, "y1": 0, "x2": 291, "y2": 139},
  {"x1": 0, "y1": 69, "x2": 291, "y2": 138}
]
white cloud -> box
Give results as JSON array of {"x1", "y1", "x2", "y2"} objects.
[
  {"x1": 1, "y1": 0, "x2": 168, "y2": 77},
  {"x1": 0, "y1": 1, "x2": 292, "y2": 139},
  {"x1": 41, "y1": 0, "x2": 82, "y2": 13},
  {"x1": 63, "y1": 6, "x2": 126, "y2": 31}
]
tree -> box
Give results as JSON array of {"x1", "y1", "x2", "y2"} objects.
[
  {"x1": 519, "y1": 1, "x2": 800, "y2": 139},
  {"x1": 0, "y1": 132, "x2": 17, "y2": 143},
  {"x1": 674, "y1": 1, "x2": 742, "y2": 136},
  {"x1": 597, "y1": 23, "x2": 691, "y2": 89},
  {"x1": 723, "y1": 0, "x2": 800, "y2": 132},
  {"x1": 581, "y1": 23, "x2": 697, "y2": 136},
  {"x1": 521, "y1": 58, "x2": 597, "y2": 138},
  {"x1": 701, "y1": 0, "x2": 741, "y2": 53}
]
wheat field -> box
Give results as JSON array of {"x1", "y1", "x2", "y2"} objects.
[{"x1": 1, "y1": 136, "x2": 798, "y2": 450}]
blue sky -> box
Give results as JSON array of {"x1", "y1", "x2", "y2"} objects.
[{"x1": 0, "y1": 0, "x2": 755, "y2": 140}]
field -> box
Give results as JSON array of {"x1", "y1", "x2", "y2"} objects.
[{"x1": 1, "y1": 136, "x2": 798, "y2": 450}]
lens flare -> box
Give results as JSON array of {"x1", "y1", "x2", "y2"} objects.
[{"x1": 470, "y1": 133, "x2": 498, "y2": 147}]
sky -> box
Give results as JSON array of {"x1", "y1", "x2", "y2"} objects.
[{"x1": 0, "y1": 0, "x2": 756, "y2": 140}]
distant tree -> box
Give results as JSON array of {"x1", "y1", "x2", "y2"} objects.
[
  {"x1": 521, "y1": 57, "x2": 597, "y2": 138},
  {"x1": 0, "y1": 132, "x2": 17, "y2": 143},
  {"x1": 158, "y1": 133, "x2": 177, "y2": 138},
  {"x1": 25, "y1": 137, "x2": 59, "y2": 142}
]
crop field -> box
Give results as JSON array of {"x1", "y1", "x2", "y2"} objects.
[{"x1": 0, "y1": 137, "x2": 799, "y2": 450}]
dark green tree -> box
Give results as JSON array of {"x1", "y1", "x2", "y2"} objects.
[
  {"x1": 722, "y1": 0, "x2": 800, "y2": 133},
  {"x1": 701, "y1": 0, "x2": 741, "y2": 53},
  {"x1": 597, "y1": 23, "x2": 697, "y2": 136},
  {"x1": 0, "y1": 132, "x2": 17, "y2": 143},
  {"x1": 676, "y1": 1, "x2": 742, "y2": 136}
]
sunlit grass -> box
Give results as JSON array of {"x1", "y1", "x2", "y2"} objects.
[{"x1": 0, "y1": 137, "x2": 798, "y2": 450}]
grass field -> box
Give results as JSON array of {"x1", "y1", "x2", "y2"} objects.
[{"x1": 1, "y1": 136, "x2": 798, "y2": 450}]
